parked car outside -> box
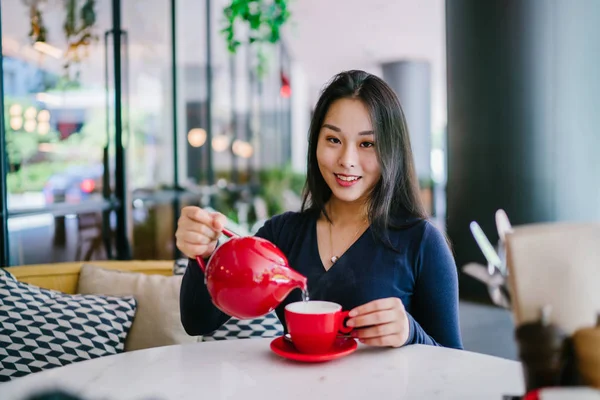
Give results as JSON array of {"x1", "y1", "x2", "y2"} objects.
[{"x1": 43, "y1": 164, "x2": 104, "y2": 204}]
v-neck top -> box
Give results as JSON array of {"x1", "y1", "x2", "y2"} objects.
[{"x1": 180, "y1": 210, "x2": 463, "y2": 349}]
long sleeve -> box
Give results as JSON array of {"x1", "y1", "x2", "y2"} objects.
[
  {"x1": 179, "y1": 257, "x2": 231, "y2": 336},
  {"x1": 405, "y1": 222, "x2": 463, "y2": 349}
]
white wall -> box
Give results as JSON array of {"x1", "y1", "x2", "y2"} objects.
[{"x1": 283, "y1": 0, "x2": 447, "y2": 134}]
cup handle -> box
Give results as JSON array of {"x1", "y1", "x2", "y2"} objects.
[{"x1": 338, "y1": 310, "x2": 353, "y2": 334}]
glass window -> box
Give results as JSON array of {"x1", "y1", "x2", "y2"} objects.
[
  {"x1": 1, "y1": 1, "x2": 184, "y2": 264},
  {"x1": 123, "y1": 0, "x2": 174, "y2": 192},
  {"x1": 2, "y1": 1, "x2": 115, "y2": 266},
  {"x1": 177, "y1": 0, "x2": 208, "y2": 187},
  {"x1": 211, "y1": 0, "x2": 234, "y2": 184},
  {"x1": 258, "y1": 44, "x2": 286, "y2": 169},
  {"x1": 2, "y1": 1, "x2": 112, "y2": 211}
]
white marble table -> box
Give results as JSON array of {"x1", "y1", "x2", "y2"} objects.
[{"x1": 0, "y1": 339, "x2": 525, "y2": 400}]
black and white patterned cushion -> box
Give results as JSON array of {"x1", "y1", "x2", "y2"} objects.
[
  {"x1": 173, "y1": 258, "x2": 189, "y2": 275},
  {"x1": 0, "y1": 268, "x2": 137, "y2": 382},
  {"x1": 202, "y1": 312, "x2": 284, "y2": 341}
]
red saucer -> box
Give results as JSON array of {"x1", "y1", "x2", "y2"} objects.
[{"x1": 270, "y1": 336, "x2": 358, "y2": 362}]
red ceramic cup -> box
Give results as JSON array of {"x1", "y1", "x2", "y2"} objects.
[{"x1": 284, "y1": 301, "x2": 353, "y2": 354}]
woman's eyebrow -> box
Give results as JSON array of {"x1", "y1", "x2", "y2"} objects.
[
  {"x1": 322, "y1": 123, "x2": 373, "y2": 136},
  {"x1": 322, "y1": 123, "x2": 340, "y2": 132}
]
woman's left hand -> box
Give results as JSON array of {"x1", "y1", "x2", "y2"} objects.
[{"x1": 346, "y1": 297, "x2": 410, "y2": 348}]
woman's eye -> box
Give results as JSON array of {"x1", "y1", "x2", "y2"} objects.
[
  {"x1": 361, "y1": 142, "x2": 375, "y2": 148},
  {"x1": 327, "y1": 137, "x2": 341, "y2": 144}
]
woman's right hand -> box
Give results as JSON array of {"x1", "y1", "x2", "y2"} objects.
[{"x1": 175, "y1": 206, "x2": 227, "y2": 259}]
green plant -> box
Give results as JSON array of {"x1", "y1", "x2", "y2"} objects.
[
  {"x1": 211, "y1": 190, "x2": 241, "y2": 224},
  {"x1": 221, "y1": 0, "x2": 291, "y2": 77},
  {"x1": 7, "y1": 161, "x2": 77, "y2": 194},
  {"x1": 207, "y1": 166, "x2": 305, "y2": 226},
  {"x1": 257, "y1": 165, "x2": 305, "y2": 216}
]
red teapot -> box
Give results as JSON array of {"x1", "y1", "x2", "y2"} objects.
[{"x1": 196, "y1": 228, "x2": 308, "y2": 319}]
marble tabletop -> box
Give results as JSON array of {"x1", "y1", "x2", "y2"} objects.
[{"x1": 0, "y1": 339, "x2": 525, "y2": 400}]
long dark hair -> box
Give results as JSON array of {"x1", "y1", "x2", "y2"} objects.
[{"x1": 301, "y1": 70, "x2": 427, "y2": 246}]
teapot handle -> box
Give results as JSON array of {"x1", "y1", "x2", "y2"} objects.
[
  {"x1": 196, "y1": 256, "x2": 207, "y2": 274},
  {"x1": 195, "y1": 228, "x2": 238, "y2": 273},
  {"x1": 221, "y1": 228, "x2": 237, "y2": 238}
]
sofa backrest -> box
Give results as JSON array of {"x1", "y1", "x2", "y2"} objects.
[{"x1": 5, "y1": 260, "x2": 174, "y2": 294}]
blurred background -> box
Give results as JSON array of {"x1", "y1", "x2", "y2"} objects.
[{"x1": 1, "y1": 0, "x2": 599, "y2": 359}]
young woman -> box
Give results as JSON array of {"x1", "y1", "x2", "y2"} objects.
[{"x1": 176, "y1": 70, "x2": 463, "y2": 349}]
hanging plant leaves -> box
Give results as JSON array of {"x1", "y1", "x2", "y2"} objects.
[
  {"x1": 64, "y1": 0, "x2": 77, "y2": 38},
  {"x1": 22, "y1": 0, "x2": 98, "y2": 84},
  {"x1": 25, "y1": 0, "x2": 48, "y2": 44},
  {"x1": 62, "y1": 0, "x2": 98, "y2": 83},
  {"x1": 221, "y1": 0, "x2": 291, "y2": 78},
  {"x1": 81, "y1": 0, "x2": 96, "y2": 26}
]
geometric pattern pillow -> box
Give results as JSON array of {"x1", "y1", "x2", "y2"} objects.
[
  {"x1": 0, "y1": 268, "x2": 137, "y2": 382},
  {"x1": 201, "y1": 311, "x2": 284, "y2": 341},
  {"x1": 173, "y1": 258, "x2": 188, "y2": 276}
]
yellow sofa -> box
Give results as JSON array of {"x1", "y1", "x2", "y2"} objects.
[{"x1": 7, "y1": 260, "x2": 174, "y2": 294}]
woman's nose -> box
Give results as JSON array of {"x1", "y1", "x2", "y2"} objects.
[{"x1": 338, "y1": 145, "x2": 357, "y2": 168}]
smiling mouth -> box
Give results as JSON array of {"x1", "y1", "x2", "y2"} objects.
[{"x1": 334, "y1": 174, "x2": 362, "y2": 182}]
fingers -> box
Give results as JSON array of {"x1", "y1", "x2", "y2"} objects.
[
  {"x1": 347, "y1": 309, "x2": 397, "y2": 328},
  {"x1": 182, "y1": 206, "x2": 213, "y2": 225},
  {"x1": 351, "y1": 318, "x2": 409, "y2": 348},
  {"x1": 348, "y1": 297, "x2": 404, "y2": 318},
  {"x1": 175, "y1": 230, "x2": 216, "y2": 246},
  {"x1": 347, "y1": 297, "x2": 409, "y2": 348},
  {"x1": 175, "y1": 240, "x2": 216, "y2": 260},
  {"x1": 178, "y1": 217, "x2": 220, "y2": 240},
  {"x1": 352, "y1": 322, "x2": 399, "y2": 339},
  {"x1": 178, "y1": 208, "x2": 224, "y2": 236},
  {"x1": 211, "y1": 212, "x2": 227, "y2": 232},
  {"x1": 176, "y1": 207, "x2": 226, "y2": 259}
]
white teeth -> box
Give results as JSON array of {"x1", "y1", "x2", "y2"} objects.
[{"x1": 336, "y1": 175, "x2": 359, "y2": 182}]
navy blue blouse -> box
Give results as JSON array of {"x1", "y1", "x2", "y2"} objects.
[{"x1": 180, "y1": 210, "x2": 463, "y2": 349}]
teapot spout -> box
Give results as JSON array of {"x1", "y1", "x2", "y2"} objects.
[
  {"x1": 287, "y1": 268, "x2": 308, "y2": 292},
  {"x1": 272, "y1": 269, "x2": 308, "y2": 303},
  {"x1": 291, "y1": 271, "x2": 308, "y2": 293}
]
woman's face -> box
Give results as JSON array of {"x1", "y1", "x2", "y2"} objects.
[{"x1": 316, "y1": 98, "x2": 381, "y2": 205}]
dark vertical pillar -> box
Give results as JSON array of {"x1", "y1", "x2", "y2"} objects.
[
  {"x1": 171, "y1": 0, "x2": 179, "y2": 189},
  {"x1": 112, "y1": 0, "x2": 131, "y2": 259},
  {"x1": 185, "y1": 101, "x2": 207, "y2": 183},
  {"x1": 0, "y1": 3, "x2": 9, "y2": 266},
  {"x1": 171, "y1": 0, "x2": 181, "y2": 260},
  {"x1": 446, "y1": 0, "x2": 600, "y2": 300},
  {"x1": 381, "y1": 61, "x2": 432, "y2": 182}
]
